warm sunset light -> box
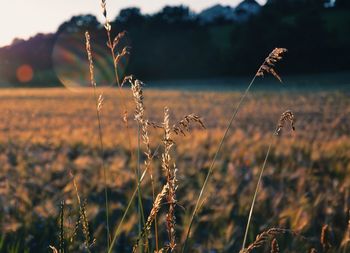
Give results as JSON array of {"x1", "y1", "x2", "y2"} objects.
[
  {"x1": 16, "y1": 64, "x2": 34, "y2": 83},
  {"x1": 0, "y1": 0, "x2": 348, "y2": 252},
  {"x1": 0, "y1": 0, "x2": 266, "y2": 47}
]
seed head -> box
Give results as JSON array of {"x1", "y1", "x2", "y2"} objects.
[
  {"x1": 275, "y1": 110, "x2": 295, "y2": 136},
  {"x1": 257, "y1": 48, "x2": 288, "y2": 82}
]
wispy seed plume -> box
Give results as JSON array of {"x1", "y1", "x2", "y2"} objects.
[
  {"x1": 275, "y1": 110, "x2": 295, "y2": 135},
  {"x1": 256, "y1": 48, "x2": 288, "y2": 82}
]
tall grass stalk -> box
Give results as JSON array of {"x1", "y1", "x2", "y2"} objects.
[
  {"x1": 182, "y1": 48, "x2": 287, "y2": 252},
  {"x1": 137, "y1": 124, "x2": 142, "y2": 252},
  {"x1": 84, "y1": 31, "x2": 110, "y2": 247},
  {"x1": 241, "y1": 142, "x2": 272, "y2": 251},
  {"x1": 100, "y1": 3, "x2": 147, "y2": 247},
  {"x1": 108, "y1": 145, "x2": 160, "y2": 253},
  {"x1": 132, "y1": 183, "x2": 169, "y2": 253},
  {"x1": 71, "y1": 171, "x2": 92, "y2": 253},
  {"x1": 181, "y1": 76, "x2": 256, "y2": 252},
  {"x1": 136, "y1": 123, "x2": 148, "y2": 253},
  {"x1": 241, "y1": 110, "x2": 295, "y2": 251}
]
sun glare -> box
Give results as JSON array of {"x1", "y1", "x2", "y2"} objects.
[{"x1": 16, "y1": 64, "x2": 34, "y2": 83}]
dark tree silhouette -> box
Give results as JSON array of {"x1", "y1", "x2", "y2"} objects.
[{"x1": 0, "y1": 2, "x2": 349, "y2": 86}]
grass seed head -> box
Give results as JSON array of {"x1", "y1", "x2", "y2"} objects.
[
  {"x1": 241, "y1": 228, "x2": 289, "y2": 253},
  {"x1": 84, "y1": 31, "x2": 96, "y2": 87},
  {"x1": 97, "y1": 94, "x2": 104, "y2": 112},
  {"x1": 173, "y1": 114, "x2": 206, "y2": 136},
  {"x1": 275, "y1": 110, "x2": 295, "y2": 135},
  {"x1": 257, "y1": 48, "x2": 288, "y2": 82}
]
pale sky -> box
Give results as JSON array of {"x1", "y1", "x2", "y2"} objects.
[{"x1": 0, "y1": 0, "x2": 266, "y2": 47}]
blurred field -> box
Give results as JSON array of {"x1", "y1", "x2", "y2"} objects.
[{"x1": 0, "y1": 88, "x2": 349, "y2": 252}]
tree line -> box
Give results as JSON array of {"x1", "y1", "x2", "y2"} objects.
[{"x1": 0, "y1": 1, "x2": 349, "y2": 86}]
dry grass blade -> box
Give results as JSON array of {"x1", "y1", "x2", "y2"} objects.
[
  {"x1": 256, "y1": 48, "x2": 288, "y2": 82},
  {"x1": 241, "y1": 228, "x2": 289, "y2": 253},
  {"x1": 132, "y1": 183, "x2": 169, "y2": 253},
  {"x1": 173, "y1": 114, "x2": 206, "y2": 136},
  {"x1": 70, "y1": 172, "x2": 91, "y2": 252},
  {"x1": 85, "y1": 30, "x2": 110, "y2": 247},
  {"x1": 162, "y1": 107, "x2": 177, "y2": 251}
]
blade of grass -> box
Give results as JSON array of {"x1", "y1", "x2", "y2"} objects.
[
  {"x1": 241, "y1": 142, "x2": 272, "y2": 251},
  {"x1": 85, "y1": 31, "x2": 110, "y2": 247},
  {"x1": 181, "y1": 75, "x2": 257, "y2": 252},
  {"x1": 241, "y1": 109, "x2": 295, "y2": 251},
  {"x1": 108, "y1": 145, "x2": 160, "y2": 253},
  {"x1": 101, "y1": 13, "x2": 147, "y2": 251},
  {"x1": 182, "y1": 48, "x2": 288, "y2": 252},
  {"x1": 136, "y1": 123, "x2": 147, "y2": 253}
]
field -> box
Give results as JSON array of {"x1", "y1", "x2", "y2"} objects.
[{"x1": 0, "y1": 87, "x2": 349, "y2": 252}]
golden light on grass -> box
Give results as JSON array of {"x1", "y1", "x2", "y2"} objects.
[{"x1": 2, "y1": 2, "x2": 349, "y2": 252}]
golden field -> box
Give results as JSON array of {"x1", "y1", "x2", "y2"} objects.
[{"x1": 0, "y1": 87, "x2": 349, "y2": 252}]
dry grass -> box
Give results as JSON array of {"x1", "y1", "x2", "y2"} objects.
[{"x1": 0, "y1": 88, "x2": 349, "y2": 252}]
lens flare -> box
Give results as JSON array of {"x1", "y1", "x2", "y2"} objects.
[
  {"x1": 52, "y1": 29, "x2": 127, "y2": 90},
  {"x1": 16, "y1": 64, "x2": 33, "y2": 83}
]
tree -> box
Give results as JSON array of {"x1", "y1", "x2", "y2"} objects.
[
  {"x1": 267, "y1": 0, "x2": 327, "y2": 9},
  {"x1": 336, "y1": 0, "x2": 350, "y2": 8},
  {"x1": 156, "y1": 5, "x2": 193, "y2": 23},
  {"x1": 57, "y1": 15, "x2": 99, "y2": 34},
  {"x1": 117, "y1": 8, "x2": 144, "y2": 25}
]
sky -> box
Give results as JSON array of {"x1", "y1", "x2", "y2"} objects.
[{"x1": 0, "y1": 0, "x2": 266, "y2": 47}]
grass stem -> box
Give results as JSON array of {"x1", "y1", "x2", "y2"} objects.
[
  {"x1": 241, "y1": 141, "x2": 272, "y2": 251},
  {"x1": 181, "y1": 75, "x2": 257, "y2": 252}
]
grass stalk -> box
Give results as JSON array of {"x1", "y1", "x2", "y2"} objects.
[
  {"x1": 85, "y1": 31, "x2": 110, "y2": 248},
  {"x1": 99, "y1": 4, "x2": 147, "y2": 250},
  {"x1": 241, "y1": 110, "x2": 295, "y2": 251},
  {"x1": 241, "y1": 141, "x2": 272, "y2": 251},
  {"x1": 71, "y1": 172, "x2": 91, "y2": 253},
  {"x1": 108, "y1": 145, "x2": 160, "y2": 253},
  {"x1": 182, "y1": 48, "x2": 287, "y2": 252},
  {"x1": 181, "y1": 75, "x2": 257, "y2": 252}
]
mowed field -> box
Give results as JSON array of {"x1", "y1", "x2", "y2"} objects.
[{"x1": 0, "y1": 88, "x2": 349, "y2": 252}]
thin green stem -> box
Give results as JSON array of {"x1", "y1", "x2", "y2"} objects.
[
  {"x1": 241, "y1": 141, "x2": 272, "y2": 251},
  {"x1": 182, "y1": 75, "x2": 257, "y2": 253},
  {"x1": 108, "y1": 145, "x2": 160, "y2": 253},
  {"x1": 92, "y1": 86, "x2": 110, "y2": 248}
]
